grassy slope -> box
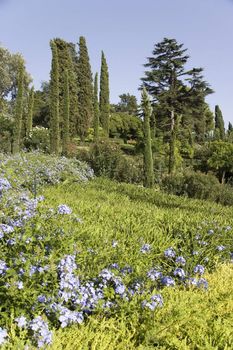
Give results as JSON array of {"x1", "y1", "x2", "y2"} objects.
[{"x1": 38, "y1": 178, "x2": 233, "y2": 350}]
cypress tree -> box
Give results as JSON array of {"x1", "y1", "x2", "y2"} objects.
[
  {"x1": 12, "y1": 63, "x2": 24, "y2": 153},
  {"x1": 141, "y1": 87, "x2": 154, "y2": 188},
  {"x1": 53, "y1": 38, "x2": 79, "y2": 137},
  {"x1": 62, "y1": 70, "x2": 70, "y2": 155},
  {"x1": 228, "y1": 122, "x2": 233, "y2": 133},
  {"x1": 49, "y1": 40, "x2": 60, "y2": 155},
  {"x1": 214, "y1": 105, "x2": 225, "y2": 140},
  {"x1": 77, "y1": 36, "x2": 93, "y2": 141},
  {"x1": 93, "y1": 72, "x2": 99, "y2": 142},
  {"x1": 99, "y1": 51, "x2": 110, "y2": 136},
  {"x1": 26, "y1": 86, "x2": 34, "y2": 137}
]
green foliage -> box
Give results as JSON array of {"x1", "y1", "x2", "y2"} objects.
[
  {"x1": 24, "y1": 126, "x2": 50, "y2": 152},
  {"x1": 53, "y1": 38, "x2": 79, "y2": 137},
  {"x1": 12, "y1": 64, "x2": 24, "y2": 154},
  {"x1": 162, "y1": 171, "x2": 219, "y2": 199},
  {"x1": 109, "y1": 112, "x2": 142, "y2": 142},
  {"x1": 141, "y1": 38, "x2": 213, "y2": 156},
  {"x1": 208, "y1": 141, "x2": 233, "y2": 183},
  {"x1": 0, "y1": 156, "x2": 233, "y2": 348},
  {"x1": 33, "y1": 82, "x2": 50, "y2": 128},
  {"x1": 114, "y1": 93, "x2": 138, "y2": 115},
  {"x1": 78, "y1": 142, "x2": 143, "y2": 183},
  {"x1": 49, "y1": 41, "x2": 60, "y2": 155},
  {"x1": 26, "y1": 87, "x2": 34, "y2": 138},
  {"x1": 62, "y1": 70, "x2": 70, "y2": 156},
  {"x1": 161, "y1": 170, "x2": 233, "y2": 205},
  {"x1": 93, "y1": 73, "x2": 100, "y2": 142},
  {"x1": 141, "y1": 88, "x2": 154, "y2": 188},
  {"x1": 214, "y1": 105, "x2": 225, "y2": 140},
  {"x1": 0, "y1": 114, "x2": 14, "y2": 153},
  {"x1": 99, "y1": 51, "x2": 110, "y2": 136},
  {"x1": 77, "y1": 36, "x2": 94, "y2": 140}
]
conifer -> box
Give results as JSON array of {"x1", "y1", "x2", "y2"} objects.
[
  {"x1": 77, "y1": 36, "x2": 93, "y2": 141},
  {"x1": 93, "y1": 72, "x2": 99, "y2": 142},
  {"x1": 214, "y1": 105, "x2": 225, "y2": 140},
  {"x1": 141, "y1": 87, "x2": 154, "y2": 188},
  {"x1": 26, "y1": 87, "x2": 34, "y2": 137},
  {"x1": 49, "y1": 40, "x2": 60, "y2": 154},
  {"x1": 99, "y1": 51, "x2": 110, "y2": 136},
  {"x1": 62, "y1": 70, "x2": 70, "y2": 156},
  {"x1": 12, "y1": 63, "x2": 24, "y2": 153},
  {"x1": 53, "y1": 38, "x2": 79, "y2": 137}
]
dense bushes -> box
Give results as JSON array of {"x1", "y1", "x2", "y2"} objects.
[
  {"x1": 161, "y1": 171, "x2": 233, "y2": 206},
  {"x1": 77, "y1": 142, "x2": 143, "y2": 184}
]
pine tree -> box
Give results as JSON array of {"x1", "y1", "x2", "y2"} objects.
[
  {"x1": 99, "y1": 51, "x2": 110, "y2": 136},
  {"x1": 214, "y1": 105, "x2": 225, "y2": 140},
  {"x1": 93, "y1": 72, "x2": 99, "y2": 142},
  {"x1": 62, "y1": 70, "x2": 70, "y2": 155},
  {"x1": 49, "y1": 40, "x2": 60, "y2": 154},
  {"x1": 76, "y1": 36, "x2": 93, "y2": 141},
  {"x1": 12, "y1": 63, "x2": 24, "y2": 153},
  {"x1": 141, "y1": 87, "x2": 154, "y2": 188},
  {"x1": 26, "y1": 87, "x2": 34, "y2": 137},
  {"x1": 141, "y1": 38, "x2": 213, "y2": 170}
]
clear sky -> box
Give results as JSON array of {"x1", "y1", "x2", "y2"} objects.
[{"x1": 0, "y1": 0, "x2": 232, "y2": 124}]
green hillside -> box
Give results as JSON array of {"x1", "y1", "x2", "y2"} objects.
[{"x1": 0, "y1": 154, "x2": 232, "y2": 349}]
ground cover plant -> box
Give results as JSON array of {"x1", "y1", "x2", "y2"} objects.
[{"x1": 0, "y1": 153, "x2": 232, "y2": 349}]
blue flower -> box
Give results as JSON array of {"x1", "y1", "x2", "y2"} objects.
[
  {"x1": 0, "y1": 260, "x2": 8, "y2": 275},
  {"x1": 173, "y1": 268, "x2": 186, "y2": 278},
  {"x1": 15, "y1": 316, "x2": 27, "y2": 328},
  {"x1": 164, "y1": 247, "x2": 176, "y2": 258},
  {"x1": 140, "y1": 243, "x2": 151, "y2": 254},
  {"x1": 30, "y1": 316, "x2": 52, "y2": 348},
  {"x1": 216, "y1": 245, "x2": 225, "y2": 251},
  {"x1": 147, "y1": 268, "x2": 163, "y2": 281},
  {"x1": 142, "y1": 294, "x2": 163, "y2": 311},
  {"x1": 57, "y1": 204, "x2": 72, "y2": 215},
  {"x1": 197, "y1": 278, "x2": 208, "y2": 289},
  {"x1": 161, "y1": 276, "x2": 175, "y2": 287},
  {"x1": 38, "y1": 295, "x2": 47, "y2": 303},
  {"x1": 0, "y1": 327, "x2": 8, "y2": 345},
  {"x1": 16, "y1": 281, "x2": 24, "y2": 290},
  {"x1": 0, "y1": 178, "x2": 11, "y2": 193},
  {"x1": 115, "y1": 283, "x2": 125, "y2": 295},
  {"x1": 175, "y1": 256, "x2": 186, "y2": 266},
  {"x1": 194, "y1": 264, "x2": 205, "y2": 275}
]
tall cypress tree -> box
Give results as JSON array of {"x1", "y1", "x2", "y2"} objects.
[
  {"x1": 228, "y1": 122, "x2": 233, "y2": 133},
  {"x1": 62, "y1": 70, "x2": 70, "y2": 155},
  {"x1": 76, "y1": 36, "x2": 93, "y2": 141},
  {"x1": 93, "y1": 72, "x2": 99, "y2": 142},
  {"x1": 49, "y1": 40, "x2": 60, "y2": 155},
  {"x1": 12, "y1": 63, "x2": 24, "y2": 153},
  {"x1": 53, "y1": 38, "x2": 79, "y2": 137},
  {"x1": 214, "y1": 105, "x2": 225, "y2": 140},
  {"x1": 141, "y1": 87, "x2": 154, "y2": 188},
  {"x1": 99, "y1": 51, "x2": 110, "y2": 136},
  {"x1": 26, "y1": 86, "x2": 34, "y2": 137}
]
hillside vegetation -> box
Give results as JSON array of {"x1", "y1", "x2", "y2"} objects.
[{"x1": 0, "y1": 154, "x2": 232, "y2": 349}]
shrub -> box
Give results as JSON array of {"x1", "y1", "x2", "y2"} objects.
[
  {"x1": 77, "y1": 141, "x2": 143, "y2": 184},
  {"x1": 161, "y1": 171, "x2": 233, "y2": 205},
  {"x1": 24, "y1": 126, "x2": 50, "y2": 152}
]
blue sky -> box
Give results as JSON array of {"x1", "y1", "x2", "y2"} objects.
[{"x1": 0, "y1": 0, "x2": 232, "y2": 124}]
